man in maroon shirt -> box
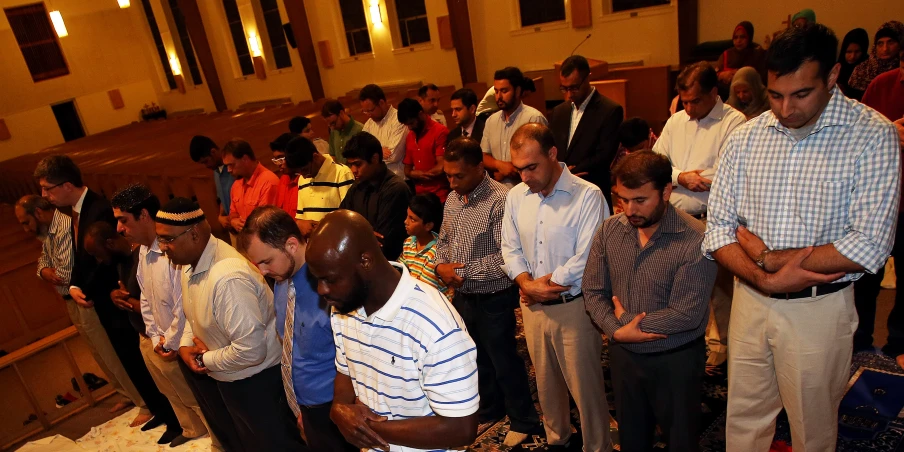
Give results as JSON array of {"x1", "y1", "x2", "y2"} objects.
[{"x1": 398, "y1": 98, "x2": 450, "y2": 202}]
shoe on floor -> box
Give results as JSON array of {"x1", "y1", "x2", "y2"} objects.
[
  {"x1": 158, "y1": 428, "x2": 183, "y2": 445},
  {"x1": 169, "y1": 434, "x2": 195, "y2": 448},
  {"x1": 140, "y1": 416, "x2": 165, "y2": 431}
]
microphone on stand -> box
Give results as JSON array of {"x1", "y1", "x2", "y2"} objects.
[{"x1": 570, "y1": 34, "x2": 592, "y2": 56}]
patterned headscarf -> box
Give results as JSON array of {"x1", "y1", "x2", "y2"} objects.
[{"x1": 848, "y1": 21, "x2": 904, "y2": 91}]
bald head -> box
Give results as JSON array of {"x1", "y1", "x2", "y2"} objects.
[{"x1": 306, "y1": 210, "x2": 394, "y2": 314}]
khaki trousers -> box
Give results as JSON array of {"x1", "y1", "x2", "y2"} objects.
[
  {"x1": 138, "y1": 336, "x2": 210, "y2": 439},
  {"x1": 521, "y1": 298, "x2": 612, "y2": 452},
  {"x1": 704, "y1": 266, "x2": 734, "y2": 365},
  {"x1": 65, "y1": 299, "x2": 148, "y2": 414},
  {"x1": 726, "y1": 280, "x2": 856, "y2": 452}
]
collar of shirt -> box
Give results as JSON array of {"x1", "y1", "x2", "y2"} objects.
[
  {"x1": 376, "y1": 106, "x2": 398, "y2": 127},
  {"x1": 416, "y1": 117, "x2": 438, "y2": 140},
  {"x1": 355, "y1": 262, "x2": 412, "y2": 322},
  {"x1": 187, "y1": 237, "x2": 218, "y2": 277},
  {"x1": 342, "y1": 118, "x2": 359, "y2": 135},
  {"x1": 49, "y1": 209, "x2": 67, "y2": 236},
  {"x1": 215, "y1": 165, "x2": 226, "y2": 175},
  {"x1": 571, "y1": 87, "x2": 596, "y2": 113},
  {"x1": 414, "y1": 232, "x2": 440, "y2": 256},
  {"x1": 762, "y1": 87, "x2": 856, "y2": 136},
  {"x1": 73, "y1": 187, "x2": 88, "y2": 214},
  {"x1": 454, "y1": 172, "x2": 492, "y2": 204},
  {"x1": 697, "y1": 97, "x2": 728, "y2": 124},
  {"x1": 503, "y1": 103, "x2": 526, "y2": 125},
  {"x1": 617, "y1": 203, "x2": 687, "y2": 238},
  {"x1": 243, "y1": 162, "x2": 266, "y2": 189},
  {"x1": 314, "y1": 155, "x2": 335, "y2": 180},
  {"x1": 519, "y1": 163, "x2": 577, "y2": 199},
  {"x1": 463, "y1": 117, "x2": 476, "y2": 136}
]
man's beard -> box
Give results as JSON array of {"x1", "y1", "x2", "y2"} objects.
[
  {"x1": 277, "y1": 252, "x2": 295, "y2": 282},
  {"x1": 628, "y1": 199, "x2": 667, "y2": 229}
]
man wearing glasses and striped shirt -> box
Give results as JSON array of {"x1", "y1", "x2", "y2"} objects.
[{"x1": 703, "y1": 24, "x2": 901, "y2": 451}]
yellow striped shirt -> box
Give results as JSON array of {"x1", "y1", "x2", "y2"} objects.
[{"x1": 398, "y1": 234, "x2": 453, "y2": 299}]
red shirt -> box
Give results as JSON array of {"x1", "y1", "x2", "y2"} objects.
[
  {"x1": 277, "y1": 174, "x2": 300, "y2": 217},
  {"x1": 402, "y1": 117, "x2": 450, "y2": 201},
  {"x1": 229, "y1": 162, "x2": 280, "y2": 221},
  {"x1": 861, "y1": 68, "x2": 904, "y2": 121}
]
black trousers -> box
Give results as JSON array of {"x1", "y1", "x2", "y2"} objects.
[
  {"x1": 102, "y1": 323, "x2": 179, "y2": 432},
  {"x1": 854, "y1": 218, "x2": 904, "y2": 356},
  {"x1": 609, "y1": 338, "x2": 706, "y2": 452},
  {"x1": 300, "y1": 402, "x2": 357, "y2": 452},
  {"x1": 452, "y1": 286, "x2": 540, "y2": 433},
  {"x1": 178, "y1": 363, "x2": 306, "y2": 452}
]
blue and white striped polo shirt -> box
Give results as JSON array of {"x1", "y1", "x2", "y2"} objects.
[{"x1": 331, "y1": 263, "x2": 479, "y2": 452}]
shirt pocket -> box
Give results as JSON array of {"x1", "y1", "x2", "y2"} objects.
[{"x1": 793, "y1": 179, "x2": 849, "y2": 241}]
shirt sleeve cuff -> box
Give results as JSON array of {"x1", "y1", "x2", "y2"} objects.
[
  {"x1": 834, "y1": 232, "x2": 888, "y2": 274},
  {"x1": 179, "y1": 331, "x2": 195, "y2": 349},
  {"x1": 672, "y1": 167, "x2": 682, "y2": 186},
  {"x1": 505, "y1": 259, "x2": 531, "y2": 282},
  {"x1": 702, "y1": 230, "x2": 738, "y2": 260}
]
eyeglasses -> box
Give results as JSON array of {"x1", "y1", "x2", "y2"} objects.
[
  {"x1": 271, "y1": 157, "x2": 286, "y2": 165},
  {"x1": 158, "y1": 226, "x2": 196, "y2": 244},
  {"x1": 559, "y1": 73, "x2": 590, "y2": 93},
  {"x1": 40, "y1": 181, "x2": 65, "y2": 192}
]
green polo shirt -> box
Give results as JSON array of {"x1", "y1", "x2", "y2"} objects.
[{"x1": 328, "y1": 118, "x2": 363, "y2": 165}]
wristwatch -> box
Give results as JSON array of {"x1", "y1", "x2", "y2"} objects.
[
  {"x1": 194, "y1": 353, "x2": 206, "y2": 369},
  {"x1": 755, "y1": 249, "x2": 772, "y2": 269}
]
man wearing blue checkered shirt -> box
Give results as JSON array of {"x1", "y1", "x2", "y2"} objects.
[{"x1": 702, "y1": 25, "x2": 901, "y2": 452}]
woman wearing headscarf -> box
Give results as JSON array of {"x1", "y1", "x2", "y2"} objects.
[
  {"x1": 791, "y1": 8, "x2": 816, "y2": 28},
  {"x1": 727, "y1": 67, "x2": 769, "y2": 120},
  {"x1": 849, "y1": 21, "x2": 904, "y2": 93},
  {"x1": 837, "y1": 28, "x2": 870, "y2": 100},
  {"x1": 717, "y1": 21, "x2": 767, "y2": 95}
]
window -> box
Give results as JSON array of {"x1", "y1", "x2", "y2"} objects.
[
  {"x1": 168, "y1": 0, "x2": 203, "y2": 85},
  {"x1": 260, "y1": 0, "x2": 292, "y2": 69},
  {"x1": 221, "y1": 0, "x2": 254, "y2": 75},
  {"x1": 394, "y1": 0, "x2": 429, "y2": 47},
  {"x1": 518, "y1": 0, "x2": 565, "y2": 27},
  {"x1": 138, "y1": 0, "x2": 176, "y2": 90},
  {"x1": 611, "y1": 0, "x2": 670, "y2": 13},
  {"x1": 338, "y1": 0, "x2": 372, "y2": 56},
  {"x1": 4, "y1": 3, "x2": 69, "y2": 82}
]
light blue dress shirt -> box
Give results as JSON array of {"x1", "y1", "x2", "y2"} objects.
[{"x1": 501, "y1": 164, "x2": 608, "y2": 297}]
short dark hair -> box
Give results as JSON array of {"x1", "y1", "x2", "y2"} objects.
[
  {"x1": 270, "y1": 133, "x2": 297, "y2": 152},
  {"x1": 450, "y1": 88, "x2": 478, "y2": 108},
  {"x1": 676, "y1": 61, "x2": 718, "y2": 93},
  {"x1": 359, "y1": 84, "x2": 386, "y2": 103},
  {"x1": 342, "y1": 131, "x2": 383, "y2": 162},
  {"x1": 112, "y1": 184, "x2": 160, "y2": 220},
  {"x1": 417, "y1": 83, "x2": 439, "y2": 98},
  {"x1": 409, "y1": 193, "x2": 443, "y2": 232},
  {"x1": 521, "y1": 77, "x2": 536, "y2": 93},
  {"x1": 443, "y1": 137, "x2": 483, "y2": 166},
  {"x1": 321, "y1": 99, "x2": 344, "y2": 117},
  {"x1": 397, "y1": 98, "x2": 424, "y2": 123},
  {"x1": 16, "y1": 194, "x2": 53, "y2": 215},
  {"x1": 288, "y1": 116, "x2": 310, "y2": 134},
  {"x1": 612, "y1": 150, "x2": 672, "y2": 192},
  {"x1": 767, "y1": 23, "x2": 839, "y2": 80},
  {"x1": 511, "y1": 123, "x2": 556, "y2": 156},
  {"x1": 222, "y1": 139, "x2": 256, "y2": 160},
  {"x1": 189, "y1": 135, "x2": 218, "y2": 162},
  {"x1": 618, "y1": 117, "x2": 651, "y2": 150},
  {"x1": 86, "y1": 220, "x2": 119, "y2": 243},
  {"x1": 494, "y1": 67, "x2": 525, "y2": 91},
  {"x1": 560, "y1": 55, "x2": 590, "y2": 79},
  {"x1": 285, "y1": 136, "x2": 318, "y2": 168},
  {"x1": 34, "y1": 155, "x2": 83, "y2": 187},
  {"x1": 240, "y1": 205, "x2": 302, "y2": 251}
]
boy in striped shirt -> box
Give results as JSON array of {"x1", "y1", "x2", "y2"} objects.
[
  {"x1": 399, "y1": 194, "x2": 452, "y2": 298},
  {"x1": 306, "y1": 210, "x2": 479, "y2": 452}
]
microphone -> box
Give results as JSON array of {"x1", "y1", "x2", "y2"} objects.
[{"x1": 570, "y1": 34, "x2": 592, "y2": 56}]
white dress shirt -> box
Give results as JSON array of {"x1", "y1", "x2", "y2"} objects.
[
  {"x1": 431, "y1": 111, "x2": 447, "y2": 127},
  {"x1": 180, "y1": 237, "x2": 281, "y2": 382},
  {"x1": 501, "y1": 165, "x2": 608, "y2": 296},
  {"x1": 137, "y1": 238, "x2": 185, "y2": 351},
  {"x1": 568, "y1": 87, "x2": 596, "y2": 147},
  {"x1": 653, "y1": 98, "x2": 746, "y2": 215},
  {"x1": 362, "y1": 105, "x2": 409, "y2": 178}
]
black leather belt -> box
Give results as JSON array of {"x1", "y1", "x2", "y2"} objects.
[
  {"x1": 540, "y1": 292, "x2": 582, "y2": 306},
  {"x1": 769, "y1": 281, "x2": 851, "y2": 300}
]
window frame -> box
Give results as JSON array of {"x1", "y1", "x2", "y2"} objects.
[
  {"x1": 599, "y1": 0, "x2": 674, "y2": 20},
  {"x1": 221, "y1": 0, "x2": 255, "y2": 76},
  {"x1": 336, "y1": 0, "x2": 374, "y2": 58},
  {"x1": 258, "y1": 0, "x2": 292, "y2": 69},
  {"x1": 387, "y1": 0, "x2": 431, "y2": 49},
  {"x1": 167, "y1": 0, "x2": 204, "y2": 85},
  {"x1": 4, "y1": 2, "x2": 70, "y2": 83},
  {"x1": 138, "y1": 0, "x2": 177, "y2": 90},
  {"x1": 508, "y1": 0, "x2": 569, "y2": 36}
]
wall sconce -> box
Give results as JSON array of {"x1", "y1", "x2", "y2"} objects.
[
  {"x1": 248, "y1": 31, "x2": 262, "y2": 57},
  {"x1": 49, "y1": 11, "x2": 68, "y2": 38},
  {"x1": 169, "y1": 54, "x2": 186, "y2": 93},
  {"x1": 117, "y1": 0, "x2": 130, "y2": 8},
  {"x1": 369, "y1": 0, "x2": 382, "y2": 27}
]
